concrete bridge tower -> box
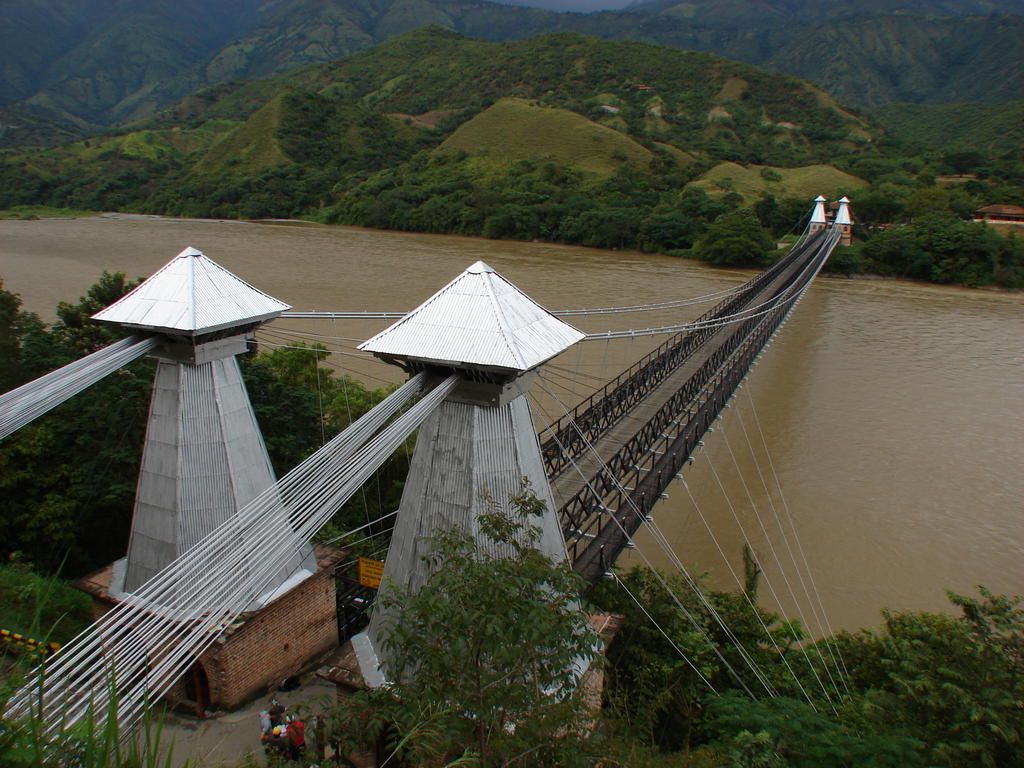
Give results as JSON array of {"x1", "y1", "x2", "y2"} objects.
[
  {"x1": 351, "y1": 260, "x2": 585, "y2": 686},
  {"x1": 835, "y1": 196, "x2": 853, "y2": 246},
  {"x1": 809, "y1": 195, "x2": 828, "y2": 233},
  {"x1": 93, "y1": 246, "x2": 314, "y2": 601}
]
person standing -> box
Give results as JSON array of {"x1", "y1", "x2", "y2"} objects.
[
  {"x1": 287, "y1": 716, "x2": 306, "y2": 760},
  {"x1": 269, "y1": 698, "x2": 287, "y2": 727}
]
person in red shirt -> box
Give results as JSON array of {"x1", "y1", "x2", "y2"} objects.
[{"x1": 287, "y1": 717, "x2": 306, "y2": 760}]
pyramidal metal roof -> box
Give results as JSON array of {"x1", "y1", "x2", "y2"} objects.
[
  {"x1": 810, "y1": 195, "x2": 827, "y2": 224},
  {"x1": 360, "y1": 261, "x2": 584, "y2": 372},
  {"x1": 92, "y1": 247, "x2": 291, "y2": 335},
  {"x1": 835, "y1": 196, "x2": 852, "y2": 226}
]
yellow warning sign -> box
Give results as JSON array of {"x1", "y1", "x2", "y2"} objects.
[{"x1": 358, "y1": 557, "x2": 385, "y2": 589}]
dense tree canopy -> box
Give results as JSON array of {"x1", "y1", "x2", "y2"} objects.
[
  {"x1": 590, "y1": 571, "x2": 1024, "y2": 767},
  {"x1": 693, "y1": 208, "x2": 775, "y2": 268},
  {"x1": 852, "y1": 214, "x2": 1024, "y2": 287}
]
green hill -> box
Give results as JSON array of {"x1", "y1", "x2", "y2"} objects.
[
  {"x1": 0, "y1": 106, "x2": 85, "y2": 150},
  {"x1": 2, "y1": 0, "x2": 1021, "y2": 130},
  {"x1": 441, "y1": 98, "x2": 652, "y2": 175},
  {"x1": 688, "y1": 162, "x2": 867, "y2": 203},
  {"x1": 766, "y1": 14, "x2": 1024, "y2": 108},
  {"x1": 0, "y1": 29, "x2": 880, "y2": 223},
  {"x1": 129, "y1": 29, "x2": 872, "y2": 174},
  {"x1": 191, "y1": 95, "x2": 290, "y2": 177}
]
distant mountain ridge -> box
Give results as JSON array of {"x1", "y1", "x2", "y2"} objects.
[
  {"x1": 0, "y1": 29, "x2": 875, "y2": 218},
  {"x1": 1, "y1": 0, "x2": 1021, "y2": 134}
]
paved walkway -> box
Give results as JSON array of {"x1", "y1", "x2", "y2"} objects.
[{"x1": 161, "y1": 675, "x2": 337, "y2": 767}]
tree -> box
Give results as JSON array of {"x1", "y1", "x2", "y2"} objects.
[
  {"x1": 707, "y1": 693, "x2": 922, "y2": 768},
  {"x1": 638, "y1": 206, "x2": 700, "y2": 252},
  {"x1": 0, "y1": 281, "x2": 48, "y2": 393},
  {"x1": 331, "y1": 488, "x2": 598, "y2": 767},
  {"x1": 0, "y1": 275, "x2": 153, "y2": 574},
  {"x1": 836, "y1": 588, "x2": 1024, "y2": 767},
  {"x1": 589, "y1": 564, "x2": 821, "y2": 753},
  {"x1": 942, "y1": 152, "x2": 986, "y2": 175},
  {"x1": 859, "y1": 215, "x2": 1021, "y2": 287},
  {"x1": 694, "y1": 209, "x2": 774, "y2": 267}
]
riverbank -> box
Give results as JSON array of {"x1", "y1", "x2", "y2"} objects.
[
  {"x1": 0, "y1": 205, "x2": 97, "y2": 220},
  {"x1": 3, "y1": 208, "x2": 1019, "y2": 291}
]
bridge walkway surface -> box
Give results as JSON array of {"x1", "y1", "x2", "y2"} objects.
[{"x1": 543, "y1": 230, "x2": 831, "y2": 581}]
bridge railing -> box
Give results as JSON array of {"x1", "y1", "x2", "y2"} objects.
[
  {"x1": 540, "y1": 231, "x2": 822, "y2": 478},
  {"x1": 560, "y1": 232, "x2": 836, "y2": 581}
]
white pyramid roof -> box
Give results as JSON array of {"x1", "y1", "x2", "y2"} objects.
[
  {"x1": 93, "y1": 247, "x2": 290, "y2": 335},
  {"x1": 811, "y1": 195, "x2": 828, "y2": 224},
  {"x1": 835, "y1": 197, "x2": 852, "y2": 226},
  {"x1": 360, "y1": 261, "x2": 584, "y2": 372}
]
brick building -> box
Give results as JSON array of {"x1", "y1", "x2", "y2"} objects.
[{"x1": 76, "y1": 544, "x2": 345, "y2": 713}]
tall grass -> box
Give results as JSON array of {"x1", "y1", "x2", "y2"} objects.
[
  {"x1": 0, "y1": 563, "x2": 92, "y2": 646},
  {"x1": 0, "y1": 563, "x2": 186, "y2": 768},
  {"x1": 0, "y1": 675, "x2": 184, "y2": 768}
]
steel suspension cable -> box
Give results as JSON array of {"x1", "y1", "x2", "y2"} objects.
[
  {"x1": 742, "y1": 385, "x2": 854, "y2": 688},
  {"x1": 529, "y1": 387, "x2": 764, "y2": 699},
  {"x1": 278, "y1": 282, "x2": 750, "y2": 323},
  {"x1": 276, "y1": 207, "x2": 817, "y2": 331},
  {"x1": 6, "y1": 373, "x2": 454, "y2": 737},
  {"x1": 533, "y1": 378, "x2": 777, "y2": 696},
  {"x1": 731, "y1": 397, "x2": 851, "y2": 696},
  {"x1": 581, "y1": 227, "x2": 840, "y2": 341},
  {"x1": 25, "y1": 374, "x2": 450, "y2": 741},
  {"x1": 106, "y1": 373, "x2": 458, "y2": 731},
  {"x1": 714, "y1": 410, "x2": 844, "y2": 707},
  {"x1": 673, "y1": 472, "x2": 818, "y2": 709},
  {"x1": 0, "y1": 335, "x2": 160, "y2": 440}
]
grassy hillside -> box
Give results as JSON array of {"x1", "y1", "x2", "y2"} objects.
[
  {"x1": 294, "y1": 30, "x2": 870, "y2": 158},
  {"x1": 191, "y1": 96, "x2": 290, "y2": 177},
  {"x1": 441, "y1": 98, "x2": 652, "y2": 175},
  {"x1": 688, "y1": 162, "x2": 867, "y2": 203}
]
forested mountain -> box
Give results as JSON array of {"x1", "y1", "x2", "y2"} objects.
[
  {"x1": 1, "y1": 0, "x2": 1021, "y2": 133},
  {"x1": 0, "y1": 31, "x2": 872, "y2": 235},
  {"x1": 765, "y1": 13, "x2": 1024, "y2": 106},
  {"x1": 874, "y1": 100, "x2": 1024, "y2": 153}
]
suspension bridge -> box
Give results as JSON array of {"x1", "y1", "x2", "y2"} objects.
[{"x1": 1, "y1": 197, "x2": 850, "y2": 738}]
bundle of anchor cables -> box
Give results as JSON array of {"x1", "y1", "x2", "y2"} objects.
[
  {"x1": 3, "y1": 371, "x2": 458, "y2": 742},
  {"x1": 0, "y1": 335, "x2": 161, "y2": 441}
]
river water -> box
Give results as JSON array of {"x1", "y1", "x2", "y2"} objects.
[{"x1": 2, "y1": 214, "x2": 1021, "y2": 633}]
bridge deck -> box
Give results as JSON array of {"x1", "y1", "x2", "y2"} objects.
[
  {"x1": 545, "y1": 231, "x2": 832, "y2": 579},
  {"x1": 550, "y1": 242, "x2": 814, "y2": 505}
]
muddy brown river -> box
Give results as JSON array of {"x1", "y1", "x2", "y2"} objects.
[{"x1": 2, "y1": 214, "x2": 1021, "y2": 633}]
